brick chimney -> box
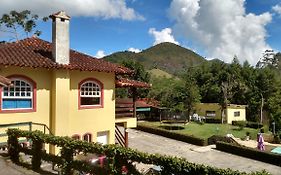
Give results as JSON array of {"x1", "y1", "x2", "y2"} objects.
[{"x1": 49, "y1": 11, "x2": 70, "y2": 64}]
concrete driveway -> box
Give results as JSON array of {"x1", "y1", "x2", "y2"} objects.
[{"x1": 128, "y1": 129, "x2": 281, "y2": 175}]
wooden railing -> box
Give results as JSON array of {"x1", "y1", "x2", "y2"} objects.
[
  {"x1": 115, "y1": 125, "x2": 128, "y2": 147},
  {"x1": 0, "y1": 122, "x2": 52, "y2": 147},
  {"x1": 115, "y1": 98, "x2": 134, "y2": 118}
]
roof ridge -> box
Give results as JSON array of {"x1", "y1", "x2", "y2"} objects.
[{"x1": 0, "y1": 37, "x2": 132, "y2": 74}]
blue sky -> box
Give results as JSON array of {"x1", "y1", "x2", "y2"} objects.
[{"x1": 0, "y1": 0, "x2": 281, "y2": 65}]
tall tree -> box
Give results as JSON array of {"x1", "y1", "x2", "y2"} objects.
[{"x1": 0, "y1": 10, "x2": 48, "y2": 41}]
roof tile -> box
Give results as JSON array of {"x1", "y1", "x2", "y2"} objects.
[{"x1": 0, "y1": 37, "x2": 132, "y2": 74}]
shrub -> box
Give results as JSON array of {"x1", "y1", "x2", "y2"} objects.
[
  {"x1": 232, "y1": 121, "x2": 263, "y2": 129},
  {"x1": 232, "y1": 121, "x2": 246, "y2": 130},
  {"x1": 246, "y1": 121, "x2": 263, "y2": 129},
  {"x1": 207, "y1": 135, "x2": 239, "y2": 145},
  {"x1": 273, "y1": 135, "x2": 280, "y2": 144},
  {"x1": 7, "y1": 129, "x2": 271, "y2": 175},
  {"x1": 205, "y1": 118, "x2": 221, "y2": 124},
  {"x1": 216, "y1": 142, "x2": 281, "y2": 166}
]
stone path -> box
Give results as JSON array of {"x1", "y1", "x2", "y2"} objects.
[
  {"x1": 128, "y1": 129, "x2": 281, "y2": 175},
  {"x1": 0, "y1": 154, "x2": 39, "y2": 175}
]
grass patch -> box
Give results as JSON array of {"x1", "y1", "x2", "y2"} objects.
[{"x1": 138, "y1": 121, "x2": 261, "y2": 140}]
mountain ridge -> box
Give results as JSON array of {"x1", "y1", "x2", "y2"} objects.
[{"x1": 103, "y1": 42, "x2": 206, "y2": 75}]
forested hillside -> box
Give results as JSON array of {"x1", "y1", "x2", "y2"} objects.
[{"x1": 104, "y1": 42, "x2": 205, "y2": 75}]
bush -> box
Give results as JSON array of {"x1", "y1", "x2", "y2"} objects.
[
  {"x1": 246, "y1": 121, "x2": 263, "y2": 129},
  {"x1": 232, "y1": 121, "x2": 246, "y2": 130},
  {"x1": 273, "y1": 135, "x2": 281, "y2": 144},
  {"x1": 207, "y1": 135, "x2": 239, "y2": 145},
  {"x1": 232, "y1": 121, "x2": 264, "y2": 129},
  {"x1": 205, "y1": 118, "x2": 221, "y2": 124},
  {"x1": 137, "y1": 124, "x2": 207, "y2": 146},
  {"x1": 216, "y1": 142, "x2": 281, "y2": 166},
  {"x1": 7, "y1": 129, "x2": 271, "y2": 175}
]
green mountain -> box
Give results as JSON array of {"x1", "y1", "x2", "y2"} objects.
[{"x1": 103, "y1": 42, "x2": 206, "y2": 75}]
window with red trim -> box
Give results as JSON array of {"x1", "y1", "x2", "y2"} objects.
[
  {"x1": 1, "y1": 76, "x2": 36, "y2": 112},
  {"x1": 79, "y1": 78, "x2": 103, "y2": 109},
  {"x1": 72, "y1": 134, "x2": 80, "y2": 140},
  {"x1": 83, "y1": 133, "x2": 92, "y2": 142}
]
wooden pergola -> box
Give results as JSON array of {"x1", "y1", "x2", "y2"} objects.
[
  {"x1": 115, "y1": 77, "x2": 150, "y2": 147},
  {"x1": 116, "y1": 77, "x2": 151, "y2": 118}
]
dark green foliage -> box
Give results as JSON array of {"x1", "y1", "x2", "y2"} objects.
[
  {"x1": 232, "y1": 121, "x2": 247, "y2": 130},
  {"x1": 207, "y1": 135, "x2": 239, "y2": 145},
  {"x1": 7, "y1": 130, "x2": 20, "y2": 163},
  {"x1": 31, "y1": 138, "x2": 43, "y2": 170},
  {"x1": 205, "y1": 118, "x2": 222, "y2": 124},
  {"x1": 245, "y1": 121, "x2": 263, "y2": 129},
  {"x1": 7, "y1": 129, "x2": 270, "y2": 175},
  {"x1": 273, "y1": 135, "x2": 280, "y2": 144},
  {"x1": 216, "y1": 142, "x2": 281, "y2": 167}
]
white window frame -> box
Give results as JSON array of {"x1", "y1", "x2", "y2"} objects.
[
  {"x1": 2, "y1": 78, "x2": 33, "y2": 110},
  {"x1": 80, "y1": 80, "x2": 101, "y2": 107}
]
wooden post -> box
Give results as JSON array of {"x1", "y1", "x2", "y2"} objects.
[
  {"x1": 124, "y1": 128, "x2": 128, "y2": 148},
  {"x1": 29, "y1": 122, "x2": 32, "y2": 132},
  {"x1": 132, "y1": 87, "x2": 137, "y2": 118}
]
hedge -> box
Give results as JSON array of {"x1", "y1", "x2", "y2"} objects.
[
  {"x1": 216, "y1": 142, "x2": 281, "y2": 167},
  {"x1": 7, "y1": 129, "x2": 271, "y2": 175},
  {"x1": 137, "y1": 124, "x2": 208, "y2": 146},
  {"x1": 232, "y1": 121, "x2": 263, "y2": 129},
  {"x1": 208, "y1": 135, "x2": 239, "y2": 145}
]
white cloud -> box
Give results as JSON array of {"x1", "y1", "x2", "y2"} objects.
[
  {"x1": 95, "y1": 50, "x2": 106, "y2": 58},
  {"x1": 149, "y1": 28, "x2": 179, "y2": 45},
  {"x1": 0, "y1": 0, "x2": 144, "y2": 20},
  {"x1": 128, "y1": 47, "x2": 141, "y2": 53},
  {"x1": 168, "y1": 0, "x2": 272, "y2": 65},
  {"x1": 272, "y1": 4, "x2": 281, "y2": 16}
]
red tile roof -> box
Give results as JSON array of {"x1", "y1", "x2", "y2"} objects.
[
  {"x1": 115, "y1": 77, "x2": 151, "y2": 88},
  {"x1": 0, "y1": 37, "x2": 132, "y2": 74},
  {"x1": 0, "y1": 75, "x2": 11, "y2": 87}
]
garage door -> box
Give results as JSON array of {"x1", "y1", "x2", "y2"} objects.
[{"x1": 97, "y1": 131, "x2": 108, "y2": 145}]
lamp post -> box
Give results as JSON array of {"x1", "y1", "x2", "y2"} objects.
[
  {"x1": 260, "y1": 93, "x2": 264, "y2": 124},
  {"x1": 272, "y1": 121, "x2": 276, "y2": 135}
]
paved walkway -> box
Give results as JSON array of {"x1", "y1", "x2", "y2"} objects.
[
  {"x1": 128, "y1": 129, "x2": 281, "y2": 175},
  {"x1": 0, "y1": 154, "x2": 39, "y2": 175}
]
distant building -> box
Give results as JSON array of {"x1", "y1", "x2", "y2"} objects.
[{"x1": 195, "y1": 103, "x2": 246, "y2": 124}]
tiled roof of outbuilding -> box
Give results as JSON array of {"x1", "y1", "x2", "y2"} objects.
[
  {"x1": 0, "y1": 37, "x2": 132, "y2": 74},
  {"x1": 115, "y1": 77, "x2": 151, "y2": 88}
]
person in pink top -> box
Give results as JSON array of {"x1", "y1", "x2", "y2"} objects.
[{"x1": 257, "y1": 133, "x2": 265, "y2": 151}]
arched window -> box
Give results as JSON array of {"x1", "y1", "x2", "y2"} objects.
[
  {"x1": 1, "y1": 75, "x2": 36, "y2": 112},
  {"x1": 79, "y1": 78, "x2": 103, "y2": 109},
  {"x1": 71, "y1": 134, "x2": 80, "y2": 140},
  {"x1": 83, "y1": 133, "x2": 92, "y2": 142}
]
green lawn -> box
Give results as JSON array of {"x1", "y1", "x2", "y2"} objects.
[{"x1": 138, "y1": 121, "x2": 263, "y2": 140}]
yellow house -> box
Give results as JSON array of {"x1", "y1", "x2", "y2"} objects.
[
  {"x1": 195, "y1": 103, "x2": 246, "y2": 124},
  {"x1": 0, "y1": 11, "x2": 140, "y2": 153}
]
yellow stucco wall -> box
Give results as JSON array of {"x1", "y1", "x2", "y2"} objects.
[
  {"x1": 0, "y1": 66, "x2": 51, "y2": 129},
  {"x1": 0, "y1": 66, "x2": 135, "y2": 153},
  {"x1": 226, "y1": 106, "x2": 246, "y2": 124},
  {"x1": 0, "y1": 66, "x2": 51, "y2": 143},
  {"x1": 68, "y1": 70, "x2": 116, "y2": 144}
]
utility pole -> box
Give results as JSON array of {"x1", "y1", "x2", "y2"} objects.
[{"x1": 260, "y1": 93, "x2": 264, "y2": 124}]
